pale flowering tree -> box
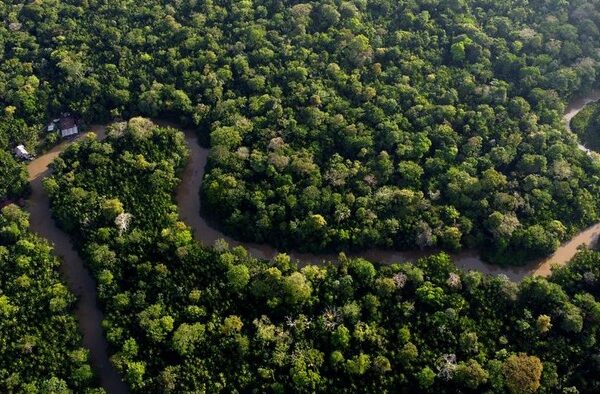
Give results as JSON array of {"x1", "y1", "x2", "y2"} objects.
[
  {"x1": 285, "y1": 315, "x2": 297, "y2": 329},
  {"x1": 115, "y1": 212, "x2": 133, "y2": 235},
  {"x1": 436, "y1": 354, "x2": 457, "y2": 380},
  {"x1": 415, "y1": 220, "x2": 435, "y2": 250},
  {"x1": 447, "y1": 273, "x2": 462, "y2": 289},
  {"x1": 363, "y1": 174, "x2": 377, "y2": 187},
  {"x1": 497, "y1": 274, "x2": 518, "y2": 301},
  {"x1": 321, "y1": 307, "x2": 340, "y2": 331},
  {"x1": 268, "y1": 137, "x2": 285, "y2": 150},
  {"x1": 429, "y1": 189, "x2": 441, "y2": 201},
  {"x1": 236, "y1": 146, "x2": 250, "y2": 159},
  {"x1": 393, "y1": 272, "x2": 407, "y2": 289},
  {"x1": 9, "y1": 22, "x2": 22, "y2": 31},
  {"x1": 268, "y1": 152, "x2": 290, "y2": 170},
  {"x1": 213, "y1": 239, "x2": 230, "y2": 252}
]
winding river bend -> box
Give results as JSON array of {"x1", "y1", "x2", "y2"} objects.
[
  {"x1": 23, "y1": 91, "x2": 600, "y2": 392},
  {"x1": 177, "y1": 90, "x2": 600, "y2": 282}
]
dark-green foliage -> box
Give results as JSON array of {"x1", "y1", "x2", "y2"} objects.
[
  {"x1": 0, "y1": 204, "x2": 100, "y2": 393},
  {"x1": 46, "y1": 118, "x2": 600, "y2": 392},
  {"x1": 2, "y1": 0, "x2": 600, "y2": 261}
]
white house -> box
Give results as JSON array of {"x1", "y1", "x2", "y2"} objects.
[
  {"x1": 47, "y1": 123, "x2": 55, "y2": 132},
  {"x1": 14, "y1": 145, "x2": 31, "y2": 160},
  {"x1": 59, "y1": 116, "x2": 79, "y2": 138}
]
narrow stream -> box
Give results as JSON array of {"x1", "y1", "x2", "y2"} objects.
[{"x1": 26, "y1": 128, "x2": 128, "y2": 394}]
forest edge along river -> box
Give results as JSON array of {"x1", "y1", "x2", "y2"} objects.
[
  {"x1": 24, "y1": 90, "x2": 600, "y2": 392},
  {"x1": 177, "y1": 89, "x2": 600, "y2": 282},
  {"x1": 25, "y1": 126, "x2": 129, "y2": 394}
]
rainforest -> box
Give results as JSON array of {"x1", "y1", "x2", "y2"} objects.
[{"x1": 2, "y1": 0, "x2": 600, "y2": 392}]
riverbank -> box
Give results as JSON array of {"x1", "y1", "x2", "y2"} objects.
[
  {"x1": 177, "y1": 132, "x2": 598, "y2": 282},
  {"x1": 25, "y1": 127, "x2": 128, "y2": 394},
  {"x1": 565, "y1": 89, "x2": 600, "y2": 153},
  {"x1": 177, "y1": 90, "x2": 600, "y2": 281},
  {"x1": 20, "y1": 91, "x2": 600, "y2": 391}
]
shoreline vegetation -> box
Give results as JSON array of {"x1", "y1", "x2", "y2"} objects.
[
  {"x1": 176, "y1": 88, "x2": 600, "y2": 280},
  {"x1": 0, "y1": 205, "x2": 101, "y2": 393},
  {"x1": 3, "y1": 0, "x2": 600, "y2": 391},
  {"x1": 3, "y1": 0, "x2": 600, "y2": 265},
  {"x1": 15, "y1": 88, "x2": 599, "y2": 392},
  {"x1": 10, "y1": 92, "x2": 600, "y2": 393},
  {"x1": 36, "y1": 117, "x2": 600, "y2": 392},
  {"x1": 25, "y1": 126, "x2": 128, "y2": 393},
  {"x1": 569, "y1": 97, "x2": 600, "y2": 153}
]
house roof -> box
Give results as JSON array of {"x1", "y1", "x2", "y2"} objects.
[
  {"x1": 61, "y1": 126, "x2": 79, "y2": 138},
  {"x1": 59, "y1": 117, "x2": 76, "y2": 130}
]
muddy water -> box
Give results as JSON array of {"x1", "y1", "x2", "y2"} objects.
[
  {"x1": 26, "y1": 126, "x2": 128, "y2": 394},
  {"x1": 178, "y1": 91, "x2": 600, "y2": 282},
  {"x1": 19, "y1": 91, "x2": 600, "y2": 393},
  {"x1": 177, "y1": 131, "x2": 534, "y2": 281}
]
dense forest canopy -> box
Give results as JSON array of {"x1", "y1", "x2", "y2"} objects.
[
  {"x1": 2, "y1": 0, "x2": 600, "y2": 261},
  {"x1": 44, "y1": 118, "x2": 600, "y2": 392},
  {"x1": 0, "y1": 149, "x2": 28, "y2": 200},
  {"x1": 0, "y1": 205, "x2": 100, "y2": 393},
  {"x1": 4, "y1": 0, "x2": 600, "y2": 391}
]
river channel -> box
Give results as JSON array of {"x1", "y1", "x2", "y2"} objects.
[
  {"x1": 177, "y1": 90, "x2": 600, "y2": 282},
  {"x1": 23, "y1": 91, "x2": 600, "y2": 392},
  {"x1": 26, "y1": 127, "x2": 128, "y2": 394}
]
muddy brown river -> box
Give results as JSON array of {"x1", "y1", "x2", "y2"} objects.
[
  {"x1": 23, "y1": 91, "x2": 600, "y2": 393},
  {"x1": 26, "y1": 128, "x2": 128, "y2": 394}
]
